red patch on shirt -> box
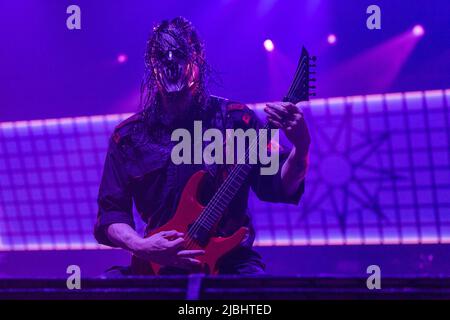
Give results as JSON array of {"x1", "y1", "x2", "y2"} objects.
[
  {"x1": 227, "y1": 103, "x2": 245, "y2": 111},
  {"x1": 113, "y1": 132, "x2": 121, "y2": 144},
  {"x1": 242, "y1": 113, "x2": 251, "y2": 125},
  {"x1": 267, "y1": 139, "x2": 282, "y2": 152}
]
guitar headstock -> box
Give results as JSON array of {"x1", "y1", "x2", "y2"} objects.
[{"x1": 283, "y1": 46, "x2": 316, "y2": 104}]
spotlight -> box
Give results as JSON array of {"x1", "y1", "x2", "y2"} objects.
[
  {"x1": 117, "y1": 53, "x2": 128, "y2": 64},
  {"x1": 263, "y1": 39, "x2": 274, "y2": 52},
  {"x1": 412, "y1": 25, "x2": 425, "y2": 37},
  {"x1": 327, "y1": 34, "x2": 337, "y2": 45}
]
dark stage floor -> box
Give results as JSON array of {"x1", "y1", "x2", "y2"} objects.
[{"x1": 1, "y1": 276, "x2": 450, "y2": 300}]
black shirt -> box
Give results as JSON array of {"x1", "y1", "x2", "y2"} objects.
[{"x1": 94, "y1": 95, "x2": 305, "y2": 248}]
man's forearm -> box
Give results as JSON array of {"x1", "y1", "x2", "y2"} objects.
[
  {"x1": 281, "y1": 146, "x2": 308, "y2": 196},
  {"x1": 106, "y1": 223, "x2": 143, "y2": 253}
]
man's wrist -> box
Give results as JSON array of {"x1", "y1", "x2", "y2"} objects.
[
  {"x1": 289, "y1": 146, "x2": 309, "y2": 169},
  {"x1": 128, "y1": 236, "x2": 145, "y2": 254}
]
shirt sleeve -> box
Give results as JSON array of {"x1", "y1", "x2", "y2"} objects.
[
  {"x1": 94, "y1": 138, "x2": 135, "y2": 247},
  {"x1": 247, "y1": 108, "x2": 305, "y2": 205},
  {"x1": 250, "y1": 151, "x2": 305, "y2": 205}
]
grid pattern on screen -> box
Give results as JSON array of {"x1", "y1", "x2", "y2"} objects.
[
  {"x1": 0, "y1": 114, "x2": 134, "y2": 250},
  {"x1": 0, "y1": 89, "x2": 449, "y2": 250},
  {"x1": 249, "y1": 89, "x2": 450, "y2": 245}
]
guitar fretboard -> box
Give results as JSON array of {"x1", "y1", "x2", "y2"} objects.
[
  {"x1": 191, "y1": 122, "x2": 270, "y2": 232},
  {"x1": 188, "y1": 46, "x2": 313, "y2": 237}
]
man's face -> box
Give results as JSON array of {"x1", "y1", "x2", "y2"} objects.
[{"x1": 151, "y1": 31, "x2": 199, "y2": 94}]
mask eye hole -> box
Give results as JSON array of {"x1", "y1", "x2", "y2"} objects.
[
  {"x1": 153, "y1": 49, "x2": 166, "y2": 61},
  {"x1": 168, "y1": 48, "x2": 187, "y2": 61},
  {"x1": 155, "y1": 49, "x2": 184, "y2": 62}
]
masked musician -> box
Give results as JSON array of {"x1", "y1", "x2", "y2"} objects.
[{"x1": 94, "y1": 17, "x2": 310, "y2": 276}]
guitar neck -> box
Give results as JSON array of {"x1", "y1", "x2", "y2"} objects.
[
  {"x1": 195, "y1": 122, "x2": 271, "y2": 231},
  {"x1": 192, "y1": 46, "x2": 314, "y2": 234}
]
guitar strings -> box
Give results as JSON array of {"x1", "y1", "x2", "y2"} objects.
[
  {"x1": 184, "y1": 65, "x2": 308, "y2": 250},
  {"x1": 285, "y1": 53, "x2": 307, "y2": 98},
  {"x1": 184, "y1": 72, "x2": 304, "y2": 249},
  {"x1": 183, "y1": 55, "x2": 310, "y2": 250},
  {"x1": 184, "y1": 121, "x2": 265, "y2": 248},
  {"x1": 287, "y1": 58, "x2": 305, "y2": 97},
  {"x1": 184, "y1": 127, "x2": 262, "y2": 249},
  {"x1": 287, "y1": 56, "x2": 308, "y2": 100}
]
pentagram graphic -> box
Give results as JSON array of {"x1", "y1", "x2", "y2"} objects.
[{"x1": 298, "y1": 102, "x2": 401, "y2": 235}]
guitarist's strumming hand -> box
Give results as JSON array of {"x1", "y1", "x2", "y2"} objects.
[
  {"x1": 133, "y1": 230, "x2": 205, "y2": 270},
  {"x1": 264, "y1": 101, "x2": 311, "y2": 195}
]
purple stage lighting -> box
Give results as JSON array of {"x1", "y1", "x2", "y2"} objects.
[
  {"x1": 321, "y1": 29, "x2": 424, "y2": 96},
  {"x1": 412, "y1": 24, "x2": 425, "y2": 37},
  {"x1": 327, "y1": 34, "x2": 337, "y2": 45},
  {"x1": 263, "y1": 39, "x2": 275, "y2": 52},
  {"x1": 117, "y1": 53, "x2": 128, "y2": 64},
  {"x1": 2, "y1": 89, "x2": 449, "y2": 250}
]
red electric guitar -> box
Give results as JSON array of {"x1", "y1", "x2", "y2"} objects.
[{"x1": 131, "y1": 47, "x2": 315, "y2": 275}]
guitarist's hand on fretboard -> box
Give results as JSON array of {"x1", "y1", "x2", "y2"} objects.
[
  {"x1": 264, "y1": 101, "x2": 311, "y2": 156},
  {"x1": 264, "y1": 101, "x2": 311, "y2": 197}
]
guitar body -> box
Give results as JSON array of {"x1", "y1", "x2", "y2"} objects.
[{"x1": 131, "y1": 170, "x2": 248, "y2": 275}]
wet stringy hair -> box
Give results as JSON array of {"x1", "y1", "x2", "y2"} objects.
[{"x1": 140, "y1": 17, "x2": 211, "y2": 130}]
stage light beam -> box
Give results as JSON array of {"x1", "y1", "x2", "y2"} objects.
[{"x1": 264, "y1": 39, "x2": 274, "y2": 52}]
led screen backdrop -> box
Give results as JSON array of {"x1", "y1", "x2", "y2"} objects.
[{"x1": 0, "y1": 89, "x2": 449, "y2": 250}]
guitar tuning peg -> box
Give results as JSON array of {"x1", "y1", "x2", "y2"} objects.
[
  {"x1": 310, "y1": 56, "x2": 317, "y2": 62},
  {"x1": 309, "y1": 78, "x2": 316, "y2": 82},
  {"x1": 309, "y1": 85, "x2": 316, "y2": 89},
  {"x1": 309, "y1": 64, "x2": 317, "y2": 68},
  {"x1": 309, "y1": 93, "x2": 316, "y2": 97},
  {"x1": 309, "y1": 71, "x2": 316, "y2": 75}
]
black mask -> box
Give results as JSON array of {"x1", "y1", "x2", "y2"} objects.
[{"x1": 151, "y1": 31, "x2": 197, "y2": 94}]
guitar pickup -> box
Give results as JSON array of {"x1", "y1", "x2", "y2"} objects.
[{"x1": 188, "y1": 223, "x2": 210, "y2": 247}]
